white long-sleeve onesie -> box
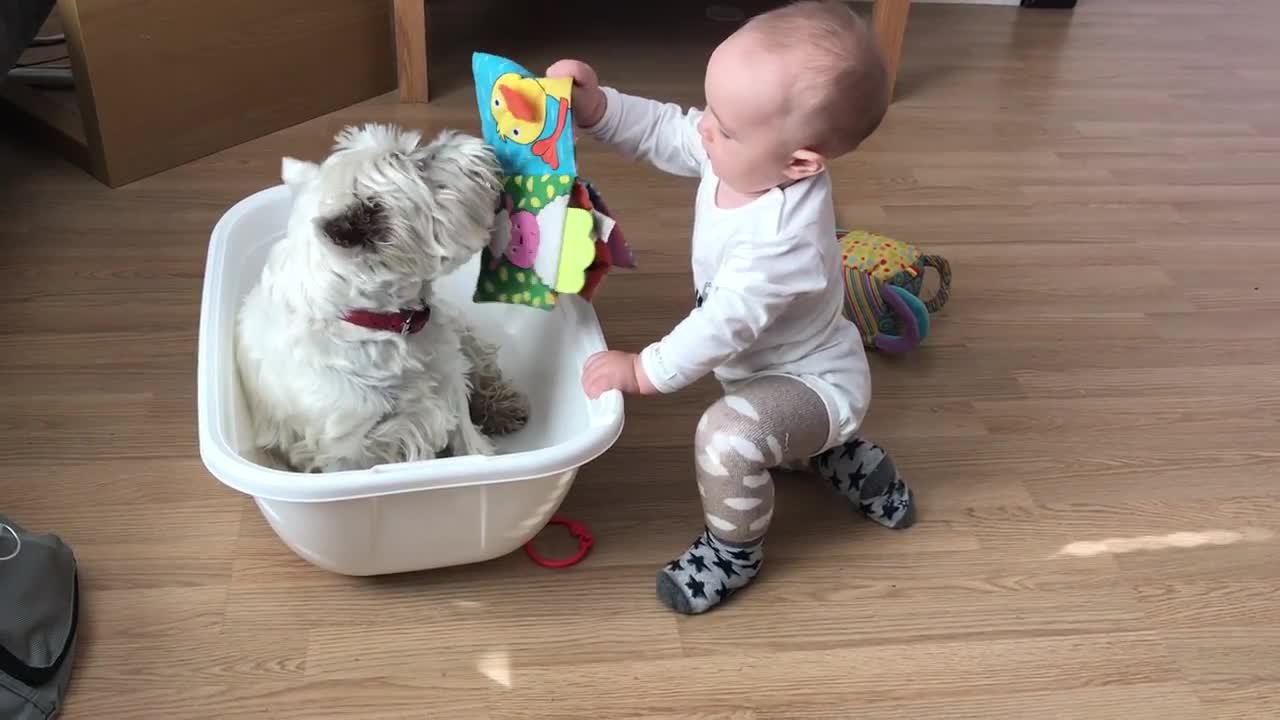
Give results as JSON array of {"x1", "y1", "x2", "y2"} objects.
[{"x1": 586, "y1": 88, "x2": 872, "y2": 451}]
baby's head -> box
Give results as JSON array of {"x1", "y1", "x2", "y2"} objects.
[{"x1": 699, "y1": 1, "x2": 889, "y2": 194}]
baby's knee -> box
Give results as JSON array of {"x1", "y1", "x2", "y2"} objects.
[
  {"x1": 695, "y1": 400, "x2": 737, "y2": 449},
  {"x1": 695, "y1": 398, "x2": 779, "y2": 472},
  {"x1": 695, "y1": 397, "x2": 767, "y2": 452}
]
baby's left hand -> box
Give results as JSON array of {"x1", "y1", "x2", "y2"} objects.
[{"x1": 582, "y1": 351, "x2": 657, "y2": 398}]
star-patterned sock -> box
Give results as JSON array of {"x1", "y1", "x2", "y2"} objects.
[
  {"x1": 813, "y1": 437, "x2": 916, "y2": 529},
  {"x1": 656, "y1": 529, "x2": 762, "y2": 615}
]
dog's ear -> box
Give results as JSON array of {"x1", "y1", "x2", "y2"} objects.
[
  {"x1": 315, "y1": 199, "x2": 386, "y2": 250},
  {"x1": 281, "y1": 157, "x2": 319, "y2": 189}
]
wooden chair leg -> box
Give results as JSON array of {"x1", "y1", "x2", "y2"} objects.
[
  {"x1": 873, "y1": 0, "x2": 911, "y2": 100},
  {"x1": 393, "y1": 0, "x2": 428, "y2": 103}
]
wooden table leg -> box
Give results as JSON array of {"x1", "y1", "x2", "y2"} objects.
[
  {"x1": 393, "y1": 0, "x2": 428, "y2": 103},
  {"x1": 873, "y1": 0, "x2": 911, "y2": 100}
]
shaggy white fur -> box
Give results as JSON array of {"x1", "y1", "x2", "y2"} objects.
[{"x1": 236, "y1": 123, "x2": 527, "y2": 473}]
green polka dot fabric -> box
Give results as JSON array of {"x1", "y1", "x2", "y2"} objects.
[
  {"x1": 505, "y1": 173, "x2": 574, "y2": 212},
  {"x1": 474, "y1": 248, "x2": 558, "y2": 308},
  {"x1": 475, "y1": 172, "x2": 578, "y2": 310}
]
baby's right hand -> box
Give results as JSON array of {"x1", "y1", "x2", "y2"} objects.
[{"x1": 546, "y1": 59, "x2": 606, "y2": 129}]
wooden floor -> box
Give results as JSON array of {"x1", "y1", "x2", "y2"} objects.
[{"x1": 3, "y1": 1, "x2": 1279, "y2": 717}]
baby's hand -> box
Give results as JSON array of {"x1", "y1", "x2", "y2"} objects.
[
  {"x1": 582, "y1": 351, "x2": 657, "y2": 399},
  {"x1": 546, "y1": 59, "x2": 606, "y2": 129}
]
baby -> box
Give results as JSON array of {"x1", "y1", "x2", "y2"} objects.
[{"x1": 550, "y1": 0, "x2": 915, "y2": 614}]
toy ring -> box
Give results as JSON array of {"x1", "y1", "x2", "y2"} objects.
[{"x1": 524, "y1": 515, "x2": 593, "y2": 568}]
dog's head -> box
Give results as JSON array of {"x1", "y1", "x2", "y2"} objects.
[{"x1": 281, "y1": 123, "x2": 502, "y2": 282}]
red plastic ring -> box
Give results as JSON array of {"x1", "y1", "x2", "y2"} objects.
[{"x1": 524, "y1": 515, "x2": 593, "y2": 568}]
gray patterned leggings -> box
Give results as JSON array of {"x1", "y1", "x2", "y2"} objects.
[{"x1": 695, "y1": 375, "x2": 831, "y2": 544}]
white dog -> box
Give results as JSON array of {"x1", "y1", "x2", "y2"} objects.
[{"x1": 236, "y1": 123, "x2": 529, "y2": 473}]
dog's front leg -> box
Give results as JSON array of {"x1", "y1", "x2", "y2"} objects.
[
  {"x1": 449, "y1": 417, "x2": 496, "y2": 457},
  {"x1": 362, "y1": 415, "x2": 447, "y2": 466},
  {"x1": 445, "y1": 371, "x2": 497, "y2": 457},
  {"x1": 459, "y1": 327, "x2": 530, "y2": 437}
]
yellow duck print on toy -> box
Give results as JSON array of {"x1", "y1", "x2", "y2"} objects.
[{"x1": 489, "y1": 72, "x2": 573, "y2": 170}]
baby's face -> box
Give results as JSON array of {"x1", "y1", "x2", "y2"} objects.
[{"x1": 699, "y1": 31, "x2": 806, "y2": 195}]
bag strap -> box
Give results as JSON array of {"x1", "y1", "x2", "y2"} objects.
[{"x1": 918, "y1": 254, "x2": 952, "y2": 313}]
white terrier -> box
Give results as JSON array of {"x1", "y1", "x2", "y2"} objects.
[{"x1": 236, "y1": 123, "x2": 529, "y2": 473}]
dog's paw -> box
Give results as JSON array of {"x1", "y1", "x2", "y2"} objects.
[
  {"x1": 458, "y1": 429, "x2": 496, "y2": 458},
  {"x1": 471, "y1": 380, "x2": 530, "y2": 437},
  {"x1": 446, "y1": 418, "x2": 497, "y2": 458}
]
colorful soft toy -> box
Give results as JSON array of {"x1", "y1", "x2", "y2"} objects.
[
  {"x1": 838, "y1": 229, "x2": 952, "y2": 353},
  {"x1": 471, "y1": 52, "x2": 635, "y2": 310}
]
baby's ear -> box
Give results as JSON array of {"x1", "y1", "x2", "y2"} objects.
[
  {"x1": 783, "y1": 149, "x2": 826, "y2": 182},
  {"x1": 281, "y1": 157, "x2": 319, "y2": 189}
]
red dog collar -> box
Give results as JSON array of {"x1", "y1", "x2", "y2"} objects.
[{"x1": 341, "y1": 306, "x2": 430, "y2": 335}]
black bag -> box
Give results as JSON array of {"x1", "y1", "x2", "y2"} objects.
[{"x1": 0, "y1": 515, "x2": 79, "y2": 720}]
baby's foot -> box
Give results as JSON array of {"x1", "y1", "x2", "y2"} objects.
[
  {"x1": 813, "y1": 437, "x2": 916, "y2": 529},
  {"x1": 656, "y1": 529, "x2": 762, "y2": 614}
]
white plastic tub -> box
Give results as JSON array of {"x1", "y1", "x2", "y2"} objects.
[{"x1": 197, "y1": 185, "x2": 624, "y2": 575}]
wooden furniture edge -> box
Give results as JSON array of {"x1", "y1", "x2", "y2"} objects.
[
  {"x1": 873, "y1": 0, "x2": 911, "y2": 99},
  {"x1": 394, "y1": 0, "x2": 429, "y2": 103},
  {"x1": 392, "y1": 0, "x2": 909, "y2": 105}
]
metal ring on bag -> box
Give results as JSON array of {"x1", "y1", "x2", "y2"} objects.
[{"x1": 0, "y1": 523, "x2": 20, "y2": 561}]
